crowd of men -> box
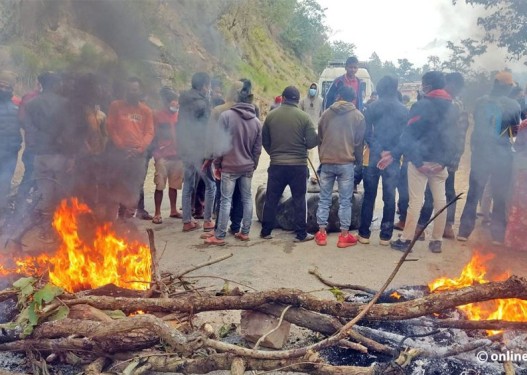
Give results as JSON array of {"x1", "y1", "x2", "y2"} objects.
[{"x1": 0, "y1": 55, "x2": 526, "y2": 252}]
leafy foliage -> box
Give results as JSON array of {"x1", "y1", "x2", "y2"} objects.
[
  {"x1": 455, "y1": 0, "x2": 527, "y2": 62},
  {"x1": 1, "y1": 278, "x2": 67, "y2": 337}
]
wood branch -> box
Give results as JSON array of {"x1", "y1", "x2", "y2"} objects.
[
  {"x1": 174, "y1": 253, "x2": 234, "y2": 279},
  {"x1": 338, "y1": 340, "x2": 368, "y2": 353},
  {"x1": 63, "y1": 276, "x2": 527, "y2": 322},
  {"x1": 108, "y1": 352, "x2": 379, "y2": 375},
  {"x1": 32, "y1": 315, "x2": 198, "y2": 354},
  {"x1": 85, "y1": 357, "x2": 108, "y2": 375},
  {"x1": 0, "y1": 337, "x2": 97, "y2": 353},
  {"x1": 308, "y1": 268, "x2": 377, "y2": 295},
  {"x1": 405, "y1": 318, "x2": 527, "y2": 331},
  {"x1": 258, "y1": 304, "x2": 395, "y2": 356},
  {"x1": 230, "y1": 357, "x2": 245, "y2": 375},
  {"x1": 147, "y1": 228, "x2": 167, "y2": 298}
]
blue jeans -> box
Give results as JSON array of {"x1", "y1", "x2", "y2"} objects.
[
  {"x1": 316, "y1": 163, "x2": 354, "y2": 230},
  {"x1": 359, "y1": 163, "x2": 399, "y2": 240},
  {"x1": 215, "y1": 172, "x2": 252, "y2": 239},
  {"x1": 182, "y1": 163, "x2": 216, "y2": 223}
]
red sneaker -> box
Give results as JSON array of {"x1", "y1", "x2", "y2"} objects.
[
  {"x1": 315, "y1": 231, "x2": 327, "y2": 246},
  {"x1": 337, "y1": 233, "x2": 357, "y2": 248}
]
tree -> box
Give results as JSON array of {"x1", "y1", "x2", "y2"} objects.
[
  {"x1": 441, "y1": 38, "x2": 486, "y2": 74},
  {"x1": 330, "y1": 40, "x2": 356, "y2": 61},
  {"x1": 454, "y1": 0, "x2": 527, "y2": 62}
]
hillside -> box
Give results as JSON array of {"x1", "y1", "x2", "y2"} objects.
[{"x1": 0, "y1": 0, "x2": 317, "y2": 108}]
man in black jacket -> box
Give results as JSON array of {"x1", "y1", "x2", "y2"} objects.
[
  {"x1": 378, "y1": 71, "x2": 456, "y2": 253},
  {"x1": 358, "y1": 75, "x2": 408, "y2": 246},
  {"x1": 458, "y1": 71, "x2": 521, "y2": 244}
]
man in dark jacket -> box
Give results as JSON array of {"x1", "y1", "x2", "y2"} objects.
[
  {"x1": 260, "y1": 86, "x2": 319, "y2": 242},
  {"x1": 379, "y1": 71, "x2": 456, "y2": 253},
  {"x1": 358, "y1": 76, "x2": 408, "y2": 246},
  {"x1": 0, "y1": 71, "x2": 22, "y2": 217},
  {"x1": 24, "y1": 72, "x2": 70, "y2": 237},
  {"x1": 324, "y1": 56, "x2": 365, "y2": 111},
  {"x1": 416, "y1": 72, "x2": 468, "y2": 239},
  {"x1": 177, "y1": 72, "x2": 216, "y2": 232},
  {"x1": 205, "y1": 80, "x2": 262, "y2": 245},
  {"x1": 458, "y1": 71, "x2": 521, "y2": 244},
  {"x1": 315, "y1": 86, "x2": 365, "y2": 248}
]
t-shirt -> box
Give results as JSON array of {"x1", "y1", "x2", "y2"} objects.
[
  {"x1": 153, "y1": 109, "x2": 178, "y2": 159},
  {"x1": 106, "y1": 100, "x2": 154, "y2": 153}
]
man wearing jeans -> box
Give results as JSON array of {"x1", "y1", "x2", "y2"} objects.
[
  {"x1": 205, "y1": 80, "x2": 262, "y2": 245},
  {"x1": 260, "y1": 86, "x2": 319, "y2": 242},
  {"x1": 358, "y1": 76, "x2": 408, "y2": 246},
  {"x1": 378, "y1": 71, "x2": 456, "y2": 253},
  {"x1": 177, "y1": 72, "x2": 216, "y2": 233},
  {"x1": 315, "y1": 86, "x2": 365, "y2": 248}
]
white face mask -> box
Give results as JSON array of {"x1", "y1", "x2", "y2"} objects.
[{"x1": 169, "y1": 106, "x2": 179, "y2": 113}]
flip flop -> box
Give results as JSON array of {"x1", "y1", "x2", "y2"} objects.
[
  {"x1": 152, "y1": 216, "x2": 163, "y2": 224},
  {"x1": 183, "y1": 221, "x2": 201, "y2": 232},
  {"x1": 170, "y1": 212, "x2": 183, "y2": 218}
]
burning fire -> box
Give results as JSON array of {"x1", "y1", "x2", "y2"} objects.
[
  {"x1": 390, "y1": 291, "x2": 402, "y2": 300},
  {"x1": 0, "y1": 198, "x2": 152, "y2": 293},
  {"x1": 429, "y1": 252, "x2": 527, "y2": 334}
]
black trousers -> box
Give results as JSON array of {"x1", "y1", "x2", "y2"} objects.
[{"x1": 261, "y1": 165, "x2": 308, "y2": 239}]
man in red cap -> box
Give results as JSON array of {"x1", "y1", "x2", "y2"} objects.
[{"x1": 458, "y1": 71, "x2": 521, "y2": 245}]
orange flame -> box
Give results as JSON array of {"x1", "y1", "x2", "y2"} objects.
[
  {"x1": 0, "y1": 198, "x2": 152, "y2": 293},
  {"x1": 429, "y1": 251, "x2": 527, "y2": 334},
  {"x1": 390, "y1": 291, "x2": 402, "y2": 300}
]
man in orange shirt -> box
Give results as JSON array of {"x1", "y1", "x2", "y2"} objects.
[{"x1": 106, "y1": 77, "x2": 154, "y2": 220}]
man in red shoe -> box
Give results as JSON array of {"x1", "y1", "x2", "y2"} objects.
[{"x1": 315, "y1": 86, "x2": 365, "y2": 248}]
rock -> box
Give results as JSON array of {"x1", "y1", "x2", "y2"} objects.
[
  {"x1": 255, "y1": 184, "x2": 363, "y2": 233},
  {"x1": 240, "y1": 310, "x2": 291, "y2": 350}
]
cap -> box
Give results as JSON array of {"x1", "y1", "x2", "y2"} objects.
[
  {"x1": 282, "y1": 86, "x2": 300, "y2": 101},
  {"x1": 0, "y1": 70, "x2": 17, "y2": 87},
  {"x1": 495, "y1": 71, "x2": 514, "y2": 86}
]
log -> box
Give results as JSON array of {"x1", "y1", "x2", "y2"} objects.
[
  {"x1": 109, "y1": 352, "x2": 379, "y2": 375},
  {"x1": 32, "y1": 315, "x2": 198, "y2": 354},
  {"x1": 63, "y1": 276, "x2": 527, "y2": 321},
  {"x1": 0, "y1": 337, "x2": 97, "y2": 352},
  {"x1": 257, "y1": 304, "x2": 395, "y2": 355},
  {"x1": 404, "y1": 318, "x2": 527, "y2": 331}
]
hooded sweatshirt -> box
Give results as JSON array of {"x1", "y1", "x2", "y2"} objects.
[
  {"x1": 318, "y1": 101, "x2": 365, "y2": 165},
  {"x1": 0, "y1": 99, "x2": 22, "y2": 154},
  {"x1": 213, "y1": 102, "x2": 262, "y2": 174},
  {"x1": 396, "y1": 89, "x2": 456, "y2": 168},
  {"x1": 176, "y1": 88, "x2": 210, "y2": 165},
  {"x1": 299, "y1": 83, "x2": 323, "y2": 124}
]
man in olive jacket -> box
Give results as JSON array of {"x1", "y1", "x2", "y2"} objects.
[{"x1": 260, "y1": 86, "x2": 318, "y2": 242}]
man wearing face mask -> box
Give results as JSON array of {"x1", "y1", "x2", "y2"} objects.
[
  {"x1": 151, "y1": 87, "x2": 183, "y2": 224},
  {"x1": 106, "y1": 77, "x2": 154, "y2": 220},
  {"x1": 300, "y1": 83, "x2": 323, "y2": 180},
  {"x1": 0, "y1": 71, "x2": 22, "y2": 218}
]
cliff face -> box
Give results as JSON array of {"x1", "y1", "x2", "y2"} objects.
[{"x1": 0, "y1": 0, "x2": 314, "y2": 104}]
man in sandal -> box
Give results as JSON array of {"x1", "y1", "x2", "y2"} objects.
[
  {"x1": 151, "y1": 86, "x2": 183, "y2": 224},
  {"x1": 177, "y1": 72, "x2": 216, "y2": 232},
  {"x1": 204, "y1": 80, "x2": 262, "y2": 245}
]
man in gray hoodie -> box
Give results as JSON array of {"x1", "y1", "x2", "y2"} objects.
[{"x1": 205, "y1": 80, "x2": 262, "y2": 246}]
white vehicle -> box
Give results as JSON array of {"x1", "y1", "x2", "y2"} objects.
[{"x1": 318, "y1": 61, "x2": 374, "y2": 106}]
